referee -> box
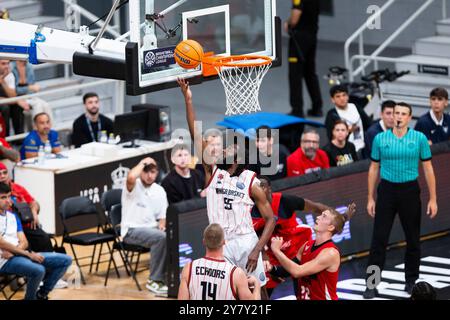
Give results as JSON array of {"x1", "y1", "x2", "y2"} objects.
[{"x1": 363, "y1": 102, "x2": 438, "y2": 299}]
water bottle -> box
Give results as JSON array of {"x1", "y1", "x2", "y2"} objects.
[
  {"x1": 38, "y1": 145, "x2": 45, "y2": 165},
  {"x1": 99, "y1": 130, "x2": 108, "y2": 143},
  {"x1": 44, "y1": 140, "x2": 52, "y2": 158},
  {"x1": 107, "y1": 133, "x2": 116, "y2": 145}
]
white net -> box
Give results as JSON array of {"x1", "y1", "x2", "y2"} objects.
[{"x1": 215, "y1": 57, "x2": 272, "y2": 115}]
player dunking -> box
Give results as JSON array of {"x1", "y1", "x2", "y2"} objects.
[
  {"x1": 178, "y1": 224, "x2": 261, "y2": 300},
  {"x1": 177, "y1": 78, "x2": 277, "y2": 290},
  {"x1": 268, "y1": 204, "x2": 356, "y2": 300}
]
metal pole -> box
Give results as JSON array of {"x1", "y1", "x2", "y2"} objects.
[
  {"x1": 443, "y1": 0, "x2": 448, "y2": 19},
  {"x1": 358, "y1": 33, "x2": 365, "y2": 76},
  {"x1": 90, "y1": 0, "x2": 122, "y2": 52}
]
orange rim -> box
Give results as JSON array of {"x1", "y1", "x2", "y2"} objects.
[{"x1": 205, "y1": 55, "x2": 272, "y2": 68}]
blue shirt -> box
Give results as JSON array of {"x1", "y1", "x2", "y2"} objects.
[
  {"x1": 20, "y1": 130, "x2": 61, "y2": 160},
  {"x1": 364, "y1": 121, "x2": 385, "y2": 158},
  {"x1": 414, "y1": 111, "x2": 450, "y2": 144},
  {"x1": 371, "y1": 129, "x2": 432, "y2": 183}
]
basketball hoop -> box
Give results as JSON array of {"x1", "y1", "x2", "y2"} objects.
[{"x1": 204, "y1": 55, "x2": 272, "y2": 115}]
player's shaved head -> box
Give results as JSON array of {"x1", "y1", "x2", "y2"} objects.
[{"x1": 203, "y1": 223, "x2": 225, "y2": 250}]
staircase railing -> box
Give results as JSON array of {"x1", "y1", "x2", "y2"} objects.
[{"x1": 345, "y1": 0, "x2": 449, "y2": 82}]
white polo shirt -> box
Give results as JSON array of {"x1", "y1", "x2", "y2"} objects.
[
  {"x1": 121, "y1": 179, "x2": 168, "y2": 238},
  {"x1": 0, "y1": 211, "x2": 21, "y2": 269}
]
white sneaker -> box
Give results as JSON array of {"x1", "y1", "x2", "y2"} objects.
[
  {"x1": 146, "y1": 280, "x2": 168, "y2": 295},
  {"x1": 54, "y1": 279, "x2": 68, "y2": 289}
]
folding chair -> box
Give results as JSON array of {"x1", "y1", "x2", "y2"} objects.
[
  {"x1": 93, "y1": 188, "x2": 123, "y2": 272},
  {"x1": 59, "y1": 196, "x2": 118, "y2": 285},
  {"x1": 0, "y1": 272, "x2": 26, "y2": 300},
  {"x1": 104, "y1": 204, "x2": 148, "y2": 290}
]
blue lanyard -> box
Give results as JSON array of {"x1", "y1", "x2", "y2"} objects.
[{"x1": 85, "y1": 115, "x2": 101, "y2": 141}]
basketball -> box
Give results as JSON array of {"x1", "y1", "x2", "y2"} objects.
[{"x1": 174, "y1": 39, "x2": 204, "y2": 69}]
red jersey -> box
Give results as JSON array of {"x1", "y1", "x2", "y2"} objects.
[
  {"x1": 253, "y1": 193, "x2": 312, "y2": 289},
  {"x1": 286, "y1": 147, "x2": 330, "y2": 177},
  {"x1": 297, "y1": 239, "x2": 339, "y2": 300},
  {"x1": 0, "y1": 138, "x2": 11, "y2": 149}
]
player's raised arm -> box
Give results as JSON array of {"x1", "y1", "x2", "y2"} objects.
[
  {"x1": 247, "y1": 183, "x2": 277, "y2": 273},
  {"x1": 177, "y1": 78, "x2": 213, "y2": 176},
  {"x1": 271, "y1": 237, "x2": 339, "y2": 278}
]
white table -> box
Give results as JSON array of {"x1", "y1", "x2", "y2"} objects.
[{"x1": 14, "y1": 139, "x2": 176, "y2": 234}]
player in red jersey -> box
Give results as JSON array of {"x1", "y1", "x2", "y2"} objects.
[
  {"x1": 252, "y1": 176, "x2": 333, "y2": 296},
  {"x1": 268, "y1": 204, "x2": 356, "y2": 300}
]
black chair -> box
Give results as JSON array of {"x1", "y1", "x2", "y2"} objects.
[
  {"x1": 0, "y1": 273, "x2": 26, "y2": 300},
  {"x1": 104, "y1": 204, "x2": 148, "y2": 290},
  {"x1": 94, "y1": 188, "x2": 123, "y2": 272},
  {"x1": 100, "y1": 189, "x2": 122, "y2": 213},
  {"x1": 59, "y1": 196, "x2": 118, "y2": 285}
]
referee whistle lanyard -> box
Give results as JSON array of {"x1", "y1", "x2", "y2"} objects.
[{"x1": 85, "y1": 115, "x2": 101, "y2": 142}]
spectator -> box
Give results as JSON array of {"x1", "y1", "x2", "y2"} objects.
[
  {"x1": 195, "y1": 128, "x2": 223, "y2": 181},
  {"x1": 20, "y1": 112, "x2": 61, "y2": 159},
  {"x1": 286, "y1": 0, "x2": 322, "y2": 117},
  {"x1": 323, "y1": 120, "x2": 358, "y2": 167},
  {"x1": 0, "y1": 60, "x2": 30, "y2": 136},
  {"x1": 325, "y1": 85, "x2": 372, "y2": 155},
  {"x1": 0, "y1": 136, "x2": 20, "y2": 162},
  {"x1": 364, "y1": 100, "x2": 395, "y2": 157},
  {"x1": 414, "y1": 87, "x2": 450, "y2": 145},
  {"x1": 122, "y1": 157, "x2": 168, "y2": 295},
  {"x1": 0, "y1": 162, "x2": 68, "y2": 288},
  {"x1": 0, "y1": 59, "x2": 15, "y2": 136},
  {"x1": 11, "y1": 61, "x2": 53, "y2": 132},
  {"x1": 72, "y1": 93, "x2": 114, "y2": 148},
  {"x1": 0, "y1": 182, "x2": 72, "y2": 300},
  {"x1": 248, "y1": 125, "x2": 290, "y2": 180},
  {"x1": 287, "y1": 129, "x2": 329, "y2": 177},
  {"x1": 161, "y1": 144, "x2": 205, "y2": 204}
]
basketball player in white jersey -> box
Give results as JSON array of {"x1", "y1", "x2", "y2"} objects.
[
  {"x1": 178, "y1": 223, "x2": 261, "y2": 300},
  {"x1": 177, "y1": 78, "x2": 276, "y2": 289}
]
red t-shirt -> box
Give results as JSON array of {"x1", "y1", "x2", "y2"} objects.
[
  {"x1": 287, "y1": 147, "x2": 330, "y2": 177},
  {"x1": 10, "y1": 182, "x2": 35, "y2": 204},
  {"x1": 0, "y1": 138, "x2": 11, "y2": 149}
]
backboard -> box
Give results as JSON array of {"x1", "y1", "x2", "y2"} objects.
[{"x1": 125, "y1": 0, "x2": 281, "y2": 95}]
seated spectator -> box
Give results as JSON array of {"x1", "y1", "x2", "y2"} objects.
[
  {"x1": 0, "y1": 136, "x2": 20, "y2": 162},
  {"x1": 0, "y1": 162, "x2": 68, "y2": 288},
  {"x1": 325, "y1": 85, "x2": 372, "y2": 155},
  {"x1": 364, "y1": 100, "x2": 395, "y2": 157},
  {"x1": 20, "y1": 112, "x2": 61, "y2": 159},
  {"x1": 161, "y1": 144, "x2": 204, "y2": 204},
  {"x1": 0, "y1": 182, "x2": 72, "y2": 300},
  {"x1": 247, "y1": 125, "x2": 290, "y2": 180},
  {"x1": 414, "y1": 87, "x2": 450, "y2": 145},
  {"x1": 11, "y1": 61, "x2": 53, "y2": 132},
  {"x1": 287, "y1": 129, "x2": 329, "y2": 177},
  {"x1": 122, "y1": 157, "x2": 168, "y2": 295},
  {"x1": 0, "y1": 60, "x2": 30, "y2": 136},
  {"x1": 72, "y1": 93, "x2": 114, "y2": 148},
  {"x1": 194, "y1": 128, "x2": 223, "y2": 181},
  {"x1": 323, "y1": 120, "x2": 358, "y2": 167}
]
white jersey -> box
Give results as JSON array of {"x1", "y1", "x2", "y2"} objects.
[
  {"x1": 206, "y1": 168, "x2": 258, "y2": 240},
  {"x1": 188, "y1": 257, "x2": 237, "y2": 300}
]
